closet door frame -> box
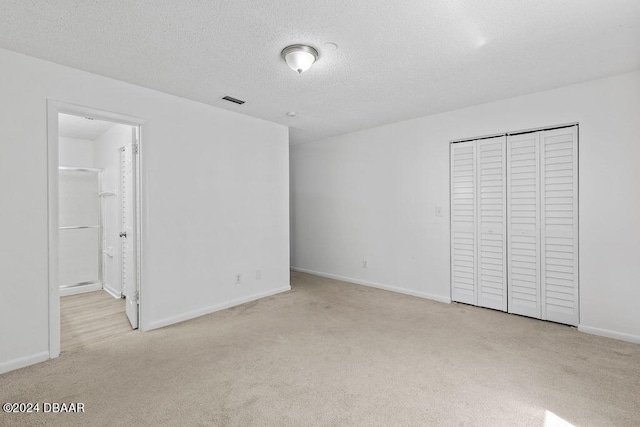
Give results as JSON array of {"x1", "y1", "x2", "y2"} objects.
[{"x1": 451, "y1": 123, "x2": 578, "y2": 326}]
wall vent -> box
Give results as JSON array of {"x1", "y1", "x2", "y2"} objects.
[{"x1": 222, "y1": 95, "x2": 245, "y2": 105}]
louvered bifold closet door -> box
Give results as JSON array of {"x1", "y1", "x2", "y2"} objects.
[
  {"x1": 451, "y1": 141, "x2": 477, "y2": 305},
  {"x1": 540, "y1": 127, "x2": 579, "y2": 326},
  {"x1": 477, "y1": 137, "x2": 507, "y2": 311},
  {"x1": 507, "y1": 133, "x2": 541, "y2": 318}
]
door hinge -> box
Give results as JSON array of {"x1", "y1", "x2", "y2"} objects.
[
  {"x1": 134, "y1": 291, "x2": 139, "y2": 302},
  {"x1": 132, "y1": 143, "x2": 139, "y2": 155}
]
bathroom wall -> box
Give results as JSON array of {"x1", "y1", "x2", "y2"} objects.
[{"x1": 59, "y1": 137, "x2": 94, "y2": 167}]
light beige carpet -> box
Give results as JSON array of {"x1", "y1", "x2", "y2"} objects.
[{"x1": 1, "y1": 271, "x2": 639, "y2": 426}]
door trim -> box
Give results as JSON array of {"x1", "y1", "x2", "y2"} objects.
[{"x1": 47, "y1": 100, "x2": 147, "y2": 358}]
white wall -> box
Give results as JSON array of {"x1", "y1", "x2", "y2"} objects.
[
  {"x1": 0, "y1": 47, "x2": 290, "y2": 373},
  {"x1": 59, "y1": 137, "x2": 94, "y2": 167},
  {"x1": 291, "y1": 70, "x2": 640, "y2": 343},
  {"x1": 93, "y1": 124, "x2": 133, "y2": 296}
]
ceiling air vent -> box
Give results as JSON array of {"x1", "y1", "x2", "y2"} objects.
[{"x1": 222, "y1": 95, "x2": 245, "y2": 105}]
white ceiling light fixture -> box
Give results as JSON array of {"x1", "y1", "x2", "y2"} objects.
[{"x1": 281, "y1": 44, "x2": 319, "y2": 74}]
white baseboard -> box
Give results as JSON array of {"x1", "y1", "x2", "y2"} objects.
[
  {"x1": 104, "y1": 284, "x2": 122, "y2": 299},
  {"x1": 578, "y1": 325, "x2": 640, "y2": 344},
  {"x1": 146, "y1": 285, "x2": 291, "y2": 331},
  {"x1": 59, "y1": 282, "x2": 102, "y2": 297},
  {"x1": 0, "y1": 351, "x2": 49, "y2": 375},
  {"x1": 291, "y1": 267, "x2": 451, "y2": 304}
]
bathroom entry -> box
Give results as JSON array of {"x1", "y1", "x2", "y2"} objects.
[{"x1": 57, "y1": 112, "x2": 140, "y2": 350}]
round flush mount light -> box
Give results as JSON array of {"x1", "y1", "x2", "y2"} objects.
[
  {"x1": 281, "y1": 44, "x2": 319, "y2": 74},
  {"x1": 323, "y1": 42, "x2": 338, "y2": 51}
]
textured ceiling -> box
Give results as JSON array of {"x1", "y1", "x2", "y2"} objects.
[
  {"x1": 59, "y1": 113, "x2": 116, "y2": 140},
  {"x1": 1, "y1": 1, "x2": 639, "y2": 144}
]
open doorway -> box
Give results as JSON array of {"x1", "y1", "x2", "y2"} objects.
[{"x1": 47, "y1": 102, "x2": 144, "y2": 357}]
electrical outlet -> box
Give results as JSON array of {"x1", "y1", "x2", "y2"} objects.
[
  {"x1": 256, "y1": 269, "x2": 262, "y2": 280},
  {"x1": 235, "y1": 273, "x2": 242, "y2": 284},
  {"x1": 362, "y1": 260, "x2": 368, "y2": 269}
]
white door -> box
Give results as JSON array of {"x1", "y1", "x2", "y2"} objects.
[
  {"x1": 120, "y1": 139, "x2": 138, "y2": 329},
  {"x1": 540, "y1": 126, "x2": 579, "y2": 326},
  {"x1": 477, "y1": 136, "x2": 507, "y2": 311},
  {"x1": 450, "y1": 140, "x2": 477, "y2": 305},
  {"x1": 507, "y1": 132, "x2": 541, "y2": 319}
]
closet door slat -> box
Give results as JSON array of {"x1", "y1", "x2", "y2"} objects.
[
  {"x1": 507, "y1": 133, "x2": 541, "y2": 319},
  {"x1": 477, "y1": 136, "x2": 507, "y2": 311},
  {"x1": 451, "y1": 141, "x2": 477, "y2": 305},
  {"x1": 541, "y1": 126, "x2": 579, "y2": 326}
]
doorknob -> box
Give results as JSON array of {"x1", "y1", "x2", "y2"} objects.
[{"x1": 120, "y1": 232, "x2": 127, "y2": 238}]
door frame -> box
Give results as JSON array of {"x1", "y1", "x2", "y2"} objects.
[{"x1": 47, "y1": 100, "x2": 146, "y2": 358}]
